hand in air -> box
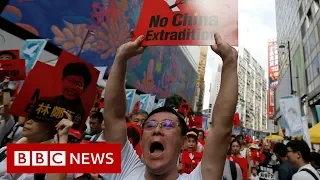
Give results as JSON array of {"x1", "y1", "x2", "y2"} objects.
[
  {"x1": 210, "y1": 33, "x2": 238, "y2": 64},
  {"x1": 116, "y1": 29, "x2": 146, "y2": 61},
  {"x1": 56, "y1": 111, "x2": 73, "y2": 137}
]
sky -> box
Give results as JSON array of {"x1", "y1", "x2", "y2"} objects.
[{"x1": 203, "y1": 0, "x2": 277, "y2": 110}]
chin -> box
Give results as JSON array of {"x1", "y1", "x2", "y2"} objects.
[{"x1": 145, "y1": 160, "x2": 169, "y2": 174}]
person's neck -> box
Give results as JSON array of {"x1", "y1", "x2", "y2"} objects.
[
  {"x1": 280, "y1": 157, "x2": 288, "y2": 162},
  {"x1": 145, "y1": 165, "x2": 179, "y2": 180},
  {"x1": 297, "y1": 161, "x2": 309, "y2": 169}
]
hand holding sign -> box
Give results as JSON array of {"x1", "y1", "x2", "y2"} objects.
[
  {"x1": 116, "y1": 34, "x2": 146, "y2": 61},
  {"x1": 56, "y1": 111, "x2": 73, "y2": 143},
  {"x1": 210, "y1": 33, "x2": 238, "y2": 63}
]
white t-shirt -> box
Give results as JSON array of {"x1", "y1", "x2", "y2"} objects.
[
  {"x1": 240, "y1": 148, "x2": 248, "y2": 158},
  {"x1": 101, "y1": 140, "x2": 203, "y2": 180},
  {"x1": 292, "y1": 164, "x2": 320, "y2": 180},
  {"x1": 0, "y1": 116, "x2": 15, "y2": 145},
  {"x1": 6, "y1": 122, "x2": 23, "y2": 143},
  {"x1": 90, "y1": 132, "x2": 104, "y2": 142}
]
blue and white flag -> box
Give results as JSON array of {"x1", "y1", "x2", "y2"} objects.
[
  {"x1": 126, "y1": 89, "x2": 136, "y2": 113},
  {"x1": 20, "y1": 39, "x2": 47, "y2": 73},
  {"x1": 94, "y1": 66, "x2": 107, "y2": 86},
  {"x1": 140, "y1": 94, "x2": 150, "y2": 111},
  {"x1": 156, "y1": 99, "x2": 166, "y2": 108}
]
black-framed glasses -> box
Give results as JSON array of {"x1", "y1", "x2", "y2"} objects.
[{"x1": 143, "y1": 119, "x2": 179, "y2": 130}]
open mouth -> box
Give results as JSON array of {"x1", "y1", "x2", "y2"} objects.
[{"x1": 150, "y1": 142, "x2": 164, "y2": 154}]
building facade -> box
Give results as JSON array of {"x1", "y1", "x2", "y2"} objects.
[
  {"x1": 238, "y1": 47, "x2": 268, "y2": 131},
  {"x1": 195, "y1": 46, "x2": 208, "y2": 112},
  {"x1": 275, "y1": 0, "x2": 320, "y2": 125}
]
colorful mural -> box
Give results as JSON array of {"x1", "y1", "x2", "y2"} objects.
[{"x1": 1, "y1": 0, "x2": 197, "y2": 102}]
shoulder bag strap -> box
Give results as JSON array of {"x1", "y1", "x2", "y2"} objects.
[
  {"x1": 300, "y1": 169, "x2": 320, "y2": 180},
  {"x1": 229, "y1": 160, "x2": 237, "y2": 180}
]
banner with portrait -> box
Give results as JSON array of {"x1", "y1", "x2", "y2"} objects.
[
  {"x1": 0, "y1": 49, "x2": 20, "y2": 60},
  {"x1": 126, "y1": 89, "x2": 137, "y2": 113},
  {"x1": 188, "y1": 115, "x2": 202, "y2": 129},
  {"x1": 140, "y1": 94, "x2": 150, "y2": 111},
  {"x1": 0, "y1": 60, "x2": 26, "y2": 81},
  {"x1": 9, "y1": 51, "x2": 99, "y2": 132}
]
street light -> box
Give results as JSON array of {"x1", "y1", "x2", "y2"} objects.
[{"x1": 278, "y1": 41, "x2": 294, "y2": 95}]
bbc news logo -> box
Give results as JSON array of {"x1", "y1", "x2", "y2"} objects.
[{"x1": 6, "y1": 144, "x2": 121, "y2": 173}]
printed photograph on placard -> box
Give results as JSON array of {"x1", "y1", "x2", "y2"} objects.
[
  {"x1": 134, "y1": 0, "x2": 238, "y2": 46},
  {"x1": 9, "y1": 51, "x2": 99, "y2": 131},
  {"x1": 0, "y1": 50, "x2": 20, "y2": 60}
]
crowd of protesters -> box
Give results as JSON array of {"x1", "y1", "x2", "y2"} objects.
[{"x1": 0, "y1": 33, "x2": 319, "y2": 180}]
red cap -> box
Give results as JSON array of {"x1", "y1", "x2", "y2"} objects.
[{"x1": 69, "y1": 128, "x2": 82, "y2": 140}]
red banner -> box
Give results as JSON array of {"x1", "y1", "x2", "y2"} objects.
[
  {"x1": 0, "y1": 50, "x2": 20, "y2": 60},
  {"x1": 188, "y1": 115, "x2": 202, "y2": 129},
  {"x1": 233, "y1": 113, "x2": 240, "y2": 126},
  {"x1": 9, "y1": 51, "x2": 99, "y2": 132},
  {"x1": 267, "y1": 40, "x2": 278, "y2": 119},
  {"x1": 180, "y1": 150, "x2": 202, "y2": 174},
  {"x1": 178, "y1": 102, "x2": 191, "y2": 117},
  {"x1": 0, "y1": 59, "x2": 26, "y2": 81},
  {"x1": 134, "y1": 0, "x2": 238, "y2": 46}
]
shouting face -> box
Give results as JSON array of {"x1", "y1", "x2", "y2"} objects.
[
  {"x1": 62, "y1": 75, "x2": 85, "y2": 100},
  {"x1": 141, "y1": 112, "x2": 184, "y2": 174}
]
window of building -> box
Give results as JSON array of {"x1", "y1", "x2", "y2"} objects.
[
  {"x1": 312, "y1": 56, "x2": 320, "y2": 79},
  {"x1": 306, "y1": 67, "x2": 311, "y2": 84},
  {"x1": 309, "y1": 30, "x2": 317, "y2": 52},
  {"x1": 307, "y1": 8, "x2": 313, "y2": 22},
  {"x1": 304, "y1": 41, "x2": 310, "y2": 60},
  {"x1": 313, "y1": 1, "x2": 320, "y2": 15},
  {"x1": 299, "y1": 4, "x2": 304, "y2": 19},
  {"x1": 301, "y1": 18, "x2": 310, "y2": 38}
]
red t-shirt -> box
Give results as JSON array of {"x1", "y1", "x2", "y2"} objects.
[{"x1": 227, "y1": 155, "x2": 249, "y2": 179}]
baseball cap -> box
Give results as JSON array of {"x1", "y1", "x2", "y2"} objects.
[{"x1": 145, "y1": 106, "x2": 188, "y2": 136}]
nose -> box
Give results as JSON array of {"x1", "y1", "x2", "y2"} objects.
[{"x1": 152, "y1": 123, "x2": 164, "y2": 136}]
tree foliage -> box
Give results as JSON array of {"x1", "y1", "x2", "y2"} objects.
[{"x1": 165, "y1": 94, "x2": 183, "y2": 109}]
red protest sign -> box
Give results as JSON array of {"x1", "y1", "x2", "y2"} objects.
[
  {"x1": 178, "y1": 102, "x2": 190, "y2": 117},
  {"x1": 9, "y1": 51, "x2": 99, "y2": 132},
  {"x1": 188, "y1": 115, "x2": 202, "y2": 129},
  {"x1": 0, "y1": 49, "x2": 20, "y2": 60},
  {"x1": 233, "y1": 113, "x2": 240, "y2": 126},
  {"x1": 180, "y1": 150, "x2": 202, "y2": 174},
  {"x1": 0, "y1": 59, "x2": 26, "y2": 81},
  {"x1": 127, "y1": 123, "x2": 142, "y2": 158},
  {"x1": 134, "y1": 0, "x2": 238, "y2": 46}
]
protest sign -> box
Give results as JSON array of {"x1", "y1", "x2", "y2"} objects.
[
  {"x1": 178, "y1": 102, "x2": 190, "y2": 117},
  {"x1": 180, "y1": 150, "x2": 202, "y2": 174},
  {"x1": 0, "y1": 60, "x2": 26, "y2": 81},
  {"x1": 9, "y1": 51, "x2": 99, "y2": 131},
  {"x1": 20, "y1": 39, "x2": 47, "y2": 73},
  {"x1": 188, "y1": 115, "x2": 202, "y2": 129},
  {"x1": 0, "y1": 50, "x2": 20, "y2": 60},
  {"x1": 126, "y1": 123, "x2": 142, "y2": 158},
  {"x1": 134, "y1": 0, "x2": 238, "y2": 46}
]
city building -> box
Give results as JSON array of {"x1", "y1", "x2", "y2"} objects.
[
  {"x1": 195, "y1": 46, "x2": 208, "y2": 112},
  {"x1": 237, "y1": 47, "x2": 268, "y2": 131},
  {"x1": 274, "y1": 0, "x2": 320, "y2": 125}
]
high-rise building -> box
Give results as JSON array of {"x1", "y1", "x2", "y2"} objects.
[
  {"x1": 207, "y1": 48, "x2": 267, "y2": 131},
  {"x1": 238, "y1": 47, "x2": 268, "y2": 131},
  {"x1": 195, "y1": 46, "x2": 208, "y2": 112},
  {"x1": 275, "y1": 0, "x2": 320, "y2": 125}
]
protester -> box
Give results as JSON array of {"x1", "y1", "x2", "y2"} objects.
[
  {"x1": 0, "y1": 51, "x2": 16, "y2": 60},
  {"x1": 1, "y1": 116, "x2": 25, "y2": 145},
  {"x1": 198, "y1": 129, "x2": 205, "y2": 146},
  {"x1": 98, "y1": 32, "x2": 238, "y2": 180},
  {"x1": 250, "y1": 167, "x2": 259, "y2": 180},
  {"x1": 273, "y1": 142, "x2": 297, "y2": 180},
  {"x1": 89, "y1": 112, "x2": 104, "y2": 142},
  {"x1": 310, "y1": 152, "x2": 320, "y2": 172},
  {"x1": 223, "y1": 159, "x2": 242, "y2": 180},
  {"x1": 0, "y1": 112, "x2": 74, "y2": 179},
  {"x1": 128, "y1": 110, "x2": 148, "y2": 126},
  {"x1": 228, "y1": 139, "x2": 249, "y2": 180},
  {"x1": 287, "y1": 140, "x2": 320, "y2": 179}
]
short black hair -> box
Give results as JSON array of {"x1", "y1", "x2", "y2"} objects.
[
  {"x1": 286, "y1": 140, "x2": 311, "y2": 163},
  {"x1": 62, "y1": 62, "x2": 92, "y2": 90},
  {"x1": 236, "y1": 134, "x2": 243, "y2": 140},
  {"x1": 0, "y1": 51, "x2": 17, "y2": 59},
  {"x1": 310, "y1": 152, "x2": 320, "y2": 166},
  {"x1": 231, "y1": 135, "x2": 236, "y2": 138},
  {"x1": 198, "y1": 129, "x2": 204, "y2": 135},
  {"x1": 231, "y1": 139, "x2": 241, "y2": 147},
  {"x1": 90, "y1": 112, "x2": 103, "y2": 124},
  {"x1": 144, "y1": 106, "x2": 188, "y2": 136},
  {"x1": 274, "y1": 143, "x2": 287, "y2": 158}
]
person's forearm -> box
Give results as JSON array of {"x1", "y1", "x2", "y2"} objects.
[
  {"x1": 3, "y1": 92, "x2": 11, "y2": 120},
  {"x1": 104, "y1": 56, "x2": 127, "y2": 122},
  {"x1": 211, "y1": 60, "x2": 238, "y2": 131}
]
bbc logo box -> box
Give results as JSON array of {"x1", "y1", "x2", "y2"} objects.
[{"x1": 6, "y1": 143, "x2": 121, "y2": 173}]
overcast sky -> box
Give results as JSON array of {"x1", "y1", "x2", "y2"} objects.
[{"x1": 203, "y1": 0, "x2": 277, "y2": 110}]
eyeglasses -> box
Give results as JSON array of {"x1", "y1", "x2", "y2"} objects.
[{"x1": 143, "y1": 120, "x2": 179, "y2": 130}]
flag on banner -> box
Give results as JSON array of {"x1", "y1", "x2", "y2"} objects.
[
  {"x1": 20, "y1": 39, "x2": 47, "y2": 73},
  {"x1": 140, "y1": 94, "x2": 150, "y2": 111},
  {"x1": 126, "y1": 89, "x2": 137, "y2": 113},
  {"x1": 133, "y1": 0, "x2": 238, "y2": 46},
  {"x1": 279, "y1": 96, "x2": 303, "y2": 137},
  {"x1": 94, "y1": 66, "x2": 107, "y2": 86},
  {"x1": 157, "y1": 99, "x2": 166, "y2": 108},
  {"x1": 147, "y1": 95, "x2": 156, "y2": 113}
]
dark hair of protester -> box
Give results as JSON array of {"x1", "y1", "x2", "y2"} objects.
[
  {"x1": 90, "y1": 112, "x2": 104, "y2": 124},
  {"x1": 198, "y1": 129, "x2": 204, "y2": 135},
  {"x1": 236, "y1": 134, "x2": 243, "y2": 140},
  {"x1": 286, "y1": 140, "x2": 311, "y2": 162},
  {"x1": 231, "y1": 139, "x2": 241, "y2": 147},
  {"x1": 189, "y1": 128, "x2": 199, "y2": 135},
  {"x1": 231, "y1": 135, "x2": 236, "y2": 139},
  {"x1": 62, "y1": 62, "x2": 92, "y2": 90},
  {"x1": 0, "y1": 51, "x2": 16, "y2": 59},
  {"x1": 310, "y1": 152, "x2": 320, "y2": 167},
  {"x1": 273, "y1": 143, "x2": 287, "y2": 158}
]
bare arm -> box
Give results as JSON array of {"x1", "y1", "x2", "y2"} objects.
[
  {"x1": 201, "y1": 34, "x2": 238, "y2": 180},
  {"x1": 2, "y1": 78, "x2": 11, "y2": 121},
  {"x1": 103, "y1": 34, "x2": 146, "y2": 148}
]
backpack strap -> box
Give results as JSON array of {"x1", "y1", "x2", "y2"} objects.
[
  {"x1": 300, "y1": 169, "x2": 320, "y2": 180},
  {"x1": 229, "y1": 160, "x2": 237, "y2": 180}
]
